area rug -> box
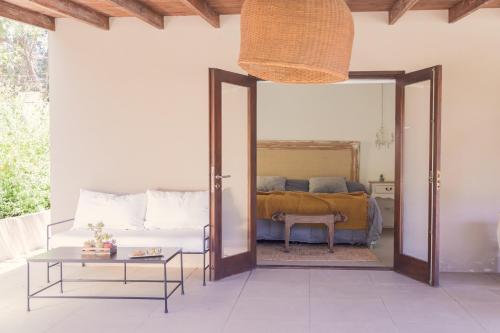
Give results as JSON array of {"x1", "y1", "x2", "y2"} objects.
[{"x1": 257, "y1": 242, "x2": 378, "y2": 262}]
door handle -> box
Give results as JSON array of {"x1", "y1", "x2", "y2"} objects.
[{"x1": 215, "y1": 175, "x2": 231, "y2": 180}]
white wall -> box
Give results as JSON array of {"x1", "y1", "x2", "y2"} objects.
[
  {"x1": 257, "y1": 82, "x2": 395, "y2": 186},
  {"x1": 49, "y1": 11, "x2": 500, "y2": 272}
]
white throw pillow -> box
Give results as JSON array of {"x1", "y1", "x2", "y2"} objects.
[
  {"x1": 73, "y1": 189, "x2": 113, "y2": 228},
  {"x1": 145, "y1": 190, "x2": 209, "y2": 230},
  {"x1": 102, "y1": 193, "x2": 146, "y2": 230},
  {"x1": 73, "y1": 189, "x2": 146, "y2": 230}
]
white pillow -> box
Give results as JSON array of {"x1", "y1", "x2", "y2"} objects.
[
  {"x1": 103, "y1": 193, "x2": 146, "y2": 230},
  {"x1": 145, "y1": 190, "x2": 209, "y2": 230},
  {"x1": 73, "y1": 189, "x2": 146, "y2": 230}
]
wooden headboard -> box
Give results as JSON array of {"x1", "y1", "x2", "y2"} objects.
[{"x1": 257, "y1": 140, "x2": 360, "y2": 181}]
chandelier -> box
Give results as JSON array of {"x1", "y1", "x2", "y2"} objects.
[{"x1": 375, "y1": 84, "x2": 394, "y2": 149}]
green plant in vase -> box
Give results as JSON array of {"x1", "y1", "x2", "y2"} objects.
[{"x1": 84, "y1": 222, "x2": 116, "y2": 248}]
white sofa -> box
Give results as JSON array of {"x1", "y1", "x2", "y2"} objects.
[{"x1": 47, "y1": 189, "x2": 210, "y2": 285}]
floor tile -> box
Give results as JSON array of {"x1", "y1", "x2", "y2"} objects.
[
  {"x1": 249, "y1": 268, "x2": 309, "y2": 284},
  {"x1": 309, "y1": 268, "x2": 372, "y2": 285},
  {"x1": 310, "y1": 280, "x2": 380, "y2": 300},
  {"x1": 310, "y1": 297, "x2": 392, "y2": 324},
  {"x1": 230, "y1": 296, "x2": 309, "y2": 324},
  {"x1": 240, "y1": 279, "x2": 309, "y2": 299},
  {"x1": 394, "y1": 322, "x2": 486, "y2": 333},
  {"x1": 135, "y1": 314, "x2": 226, "y2": 333},
  {"x1": 224, "y1": 318, "x2": 309, "y2": 333},
  {"x1": 369, "y1": 271, "x2": 425, "y2": 286},
  {"x1": 461, "y1": 302, "x2": 500, "y2": 333},
  {"x1": 376, "y1": 284, "x2": 450, "y2": 301},
  {"x1": 311, "y1": 321, "x2": 398, "y2": 333},
  {"x1": 440, "y1": 273, "x2": 500, "y2": 288},
  {"x1": 383, "y1": 296, "x2": 476, "y2": 324},
  {"x1": 445, "y1": 286, "x2": 500, "y2": 303}
]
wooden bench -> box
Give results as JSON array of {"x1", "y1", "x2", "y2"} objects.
[{"x1": 284, "y1": 214, "x2": 336, "y2": 253}]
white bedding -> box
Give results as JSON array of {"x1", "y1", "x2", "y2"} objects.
[{"x1": 50, "y1": 225, "x2": 205, "y2": 252}]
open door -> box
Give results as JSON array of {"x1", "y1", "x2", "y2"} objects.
[
  {"x1": 394, "y1": 66, "x2": 442, "y2": 286},
  {"x1": 209, "y1": 68, "x2": 257, "y2": 280}
]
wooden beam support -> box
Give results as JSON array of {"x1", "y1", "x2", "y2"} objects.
[
  {"x1": 389, "y1": 0, "x2": 420, "y2": 24},
  {"x1": 178, "y1": 0, "x2": 220, "y2": 28},
  {"x1": 0, "y1": 0, "x2": 55, "y2": 30},
  {"x1": 29, "y1": 0, "x2": 109, "y2": 29},
  {"x1": 107, "y1": 0, "x2": 164, "y2": 29},
  {"x1": 449, "y1": 0, "x2": 492, "y2": 23}
]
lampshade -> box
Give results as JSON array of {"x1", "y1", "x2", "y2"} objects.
[{"x1": 238, "y1": 0, "x2": 354, "y2": 84}]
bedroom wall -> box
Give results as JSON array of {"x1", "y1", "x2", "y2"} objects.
[
  {"x1": 257, "y1": 82, "x2": 396, "y2": 187},
  {"x1": 49, "y1": 11, "x2": 500, "y2": 272}
]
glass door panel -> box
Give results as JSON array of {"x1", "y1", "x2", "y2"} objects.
[
  {"x1": 221, "y1": 82, "x2": 249, "y2": 258},
  {"x1": 402, "y1": 80, "x2": 431, "y2": 262},
  {"x1": 209, "y1": 68, "x2": 257, "y2": 281},
  {"x1": 395, "y1": 66, "x2": 441, "y2": 286}
]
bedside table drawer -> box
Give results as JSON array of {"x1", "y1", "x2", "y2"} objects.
[{"x1": 373, "y1": 184, "x2": 395, "y2": 195}]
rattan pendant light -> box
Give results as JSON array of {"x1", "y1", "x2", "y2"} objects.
[{"x1": 238, "y1": 0, "x2": 354, "y2": 84}]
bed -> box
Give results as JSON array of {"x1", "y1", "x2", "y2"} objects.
[{"x1": 256, "y1": 140, "x2": 384, "y2": 246}]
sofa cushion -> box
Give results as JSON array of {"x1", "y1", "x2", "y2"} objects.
[
  {"x1": 145, "y1": 190, "x2": 209, "y2": 230},
  {"x1": 50, "y1": 228, "x2": 204, "y2": 253},
  {"x1": 74, "y1": 189, "x2": 146, "y2": 230}
]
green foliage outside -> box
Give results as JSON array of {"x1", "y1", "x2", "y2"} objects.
[{"x1": 0, "y1": 18, "x2": 49, "y2": 219}]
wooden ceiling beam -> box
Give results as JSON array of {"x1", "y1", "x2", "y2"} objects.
[
  {"x1": 107, "y1": 0, "x2": 164, "y2": 29},
  {"x1": 449, "y1": 0, "x2": 492, "y2": 23},
  {"x1": 29, "y1": 0, "x2": 109, "y2": 29},
  {"x1": 178, "y1": 0, "x2": 220, "y2": 28},
  {"x1": 0, "y1": 0, "x2": 55, "y2": 30},
  {"x1": 389, "y1": 0, "x2": 420, "y2": 24}
]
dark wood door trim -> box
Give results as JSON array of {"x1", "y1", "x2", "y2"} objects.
[
  {"x1": 349, "y1": 71, "x2": 405, "y2": 79},
  {"x1": 394, "y1": 66, "x2": 442, "y2": 286},
  {"x1": 431, "y1": 65, "x2": 442, "y2": 286},
  {"x1": 209, "y1": 68, "x2": 257, "y2": 281}
]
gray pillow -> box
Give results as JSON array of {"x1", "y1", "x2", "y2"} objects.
[
  {"x1": 309, "y1": 177, "x2": 348, "y2": 193},
  {"x1": 346, "y1": 181, "x2": 368, "y2": 193},
  {"x1": 285, "y1": 179, "x2": 309, "y2": 192},
  {"x1": 257, "y1": 176, "x2": 286, "y2": 192}
]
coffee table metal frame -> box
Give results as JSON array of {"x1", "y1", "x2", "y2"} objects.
[
  {"x1": 46, "y1": 219, "x2": 211, "y2": 286},
  {"x1": 26, "y1": 247, "x2": 184, "y2": 313}
]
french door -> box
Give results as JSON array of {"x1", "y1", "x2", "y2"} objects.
[
  {"x1": 209, "y1": 68, "x2": 257, "y2": 280},
  {"x1": 394, "y1": 66, "x2": 442, "y2": 286}
]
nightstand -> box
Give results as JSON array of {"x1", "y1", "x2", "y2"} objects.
[{"x1": 369, "y1": 181, "x2": 395, "y2": 228}]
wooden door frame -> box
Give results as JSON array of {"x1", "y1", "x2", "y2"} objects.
[
  {"x1": 249, "y1": 70, "x2": 406, "y2": 271},
  {"x1": 210, "y1": 69, "x2": 441, "y2": 283},
  {"x1": 209, "y1": 68, "x2": 257, "y2": 281},
  {"x1": 394, "y1": 66, "x2": 442, "y2": 286}
]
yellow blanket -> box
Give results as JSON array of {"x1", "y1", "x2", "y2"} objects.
[{"x1": 256, "y1": 191, "x2": 369, "y2": 230}]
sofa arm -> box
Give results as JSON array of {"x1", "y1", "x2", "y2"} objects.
[{"x1": 47, "y1": 218, "x2": 74, "y2": 250}]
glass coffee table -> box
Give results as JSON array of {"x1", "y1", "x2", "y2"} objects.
[{"x1": 27, "y1": 247, "x2": 184, "y2": 313}]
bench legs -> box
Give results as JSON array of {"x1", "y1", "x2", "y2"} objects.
[
  {"x1": 284, "y1": 220, "x2": 293, "y2": 253},
  {"x1": 284, "y1": 215, "x2": 335, "y2": 253},
  {"x1": 326, "y1": 221, "x2": 335, "y2": 253}
]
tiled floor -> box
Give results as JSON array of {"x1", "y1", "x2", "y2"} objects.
[{"x1": 0, "y1": 264, "x2": 499, "y2": 333}]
